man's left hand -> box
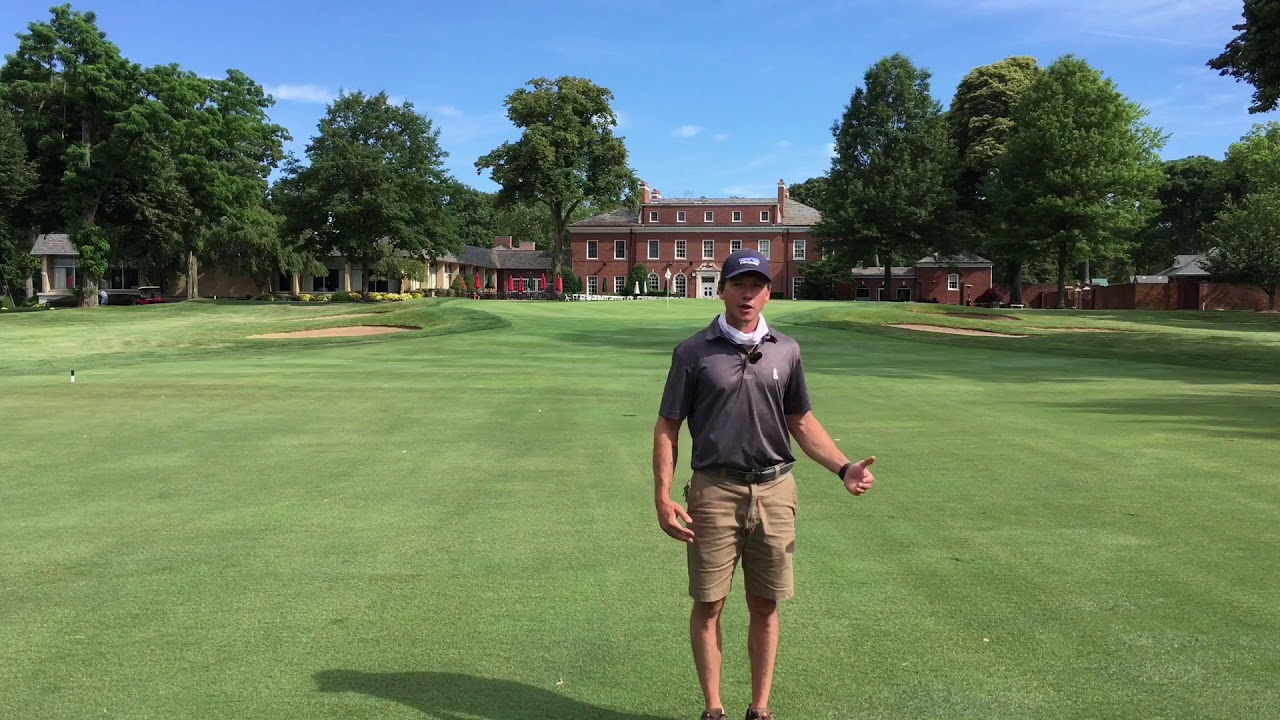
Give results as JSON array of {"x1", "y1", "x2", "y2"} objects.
[{"x1": 842, "y1": 457, "x2": 876, "y2": 496}]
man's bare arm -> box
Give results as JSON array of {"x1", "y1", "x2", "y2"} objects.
[{"x1": 654, "y1": 417, "x2": 695, "y2": 541}]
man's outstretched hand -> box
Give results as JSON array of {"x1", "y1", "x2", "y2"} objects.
[
  {"x1": 842, "y1": 457, "x2": 876, "y2": 496},
  {"x1": 656, "y1": 499, "x2": 695, "y2": 543}
]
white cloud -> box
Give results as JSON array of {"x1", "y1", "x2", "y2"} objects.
[
  {"x1": 826, "y1": 142, "x2": 837, "y2": 159},
  {"x1": 438, "y1": 106, "x2": 464, "y2": 117},
  {"x1": 264, "y1": 84, "x2": 334, "y2": 104},
  {"x1": 714, "y1": 133, "x2": 729, "y2": 142},
  {"x1": 614, "y1": 110, "x2": 629, "y2": 128},
  {"x1": 777, "y1": 140, "x2": 793, "y2": 150},
  {"x1": 673, "y1": 124, "x2": 704, "y2": 138}
]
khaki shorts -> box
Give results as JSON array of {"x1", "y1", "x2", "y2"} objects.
[{"x1": 684, "y1": 468, "x2": 799, "y2": 603}]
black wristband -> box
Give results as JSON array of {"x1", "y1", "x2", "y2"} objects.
[{"x1": 837, "y1": 462, "x2": 853, "y2": 480}]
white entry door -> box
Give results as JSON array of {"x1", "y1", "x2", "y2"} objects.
[{"x1": 701, "y1": 277, "x2": 716, "y2": 298}]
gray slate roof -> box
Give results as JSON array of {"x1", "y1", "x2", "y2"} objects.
[
  {"x1": 30, "y1": 233, "x2": 78, "y2": 256},
  {"x1": 1158, "y1": 254, "x2": 1210, "y2": 277},
  {"x1": 914, "y1": 253, "x2": 993, "y2": 266},
  {"x1": 570, "y1": 200, "x2": 822, "y2": 227},
  {"x1": 447, "y1": 244, "x2": 552, "y2": 270},
  {"x1": 851, "y1": 267, "x2": 916, "y2": 278},
  {"x1": 571, "y1": 209, "x2": 641, "y2": 227}
]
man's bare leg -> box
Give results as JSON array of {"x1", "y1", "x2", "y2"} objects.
[
  {"x1": 746, "y1": 593, "x2": 779, "y2": 712},
  {"x1": 691, "y1": 599, "x2": 726, "y2": 712}
]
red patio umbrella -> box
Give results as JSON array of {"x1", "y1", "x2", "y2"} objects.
[
  {"x1": 507, "y1": 275, "x2": 513, "y2": 292},
  {"x1": 519, "y1": 277, "x2": 526, "y2": 293},
  {"x1": 474, "y1": 272, "x2": 481, "y2": 291},
  {"x1": 555, "y1": 275, "x2": 563, "y2": 293},
  {"x1": 541, "y1": 272, "x2": 548, "y2": 290}
]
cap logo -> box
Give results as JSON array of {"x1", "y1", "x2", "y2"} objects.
[{"x1": 739, "y1": 257, "x2": 761, "y2": 266}]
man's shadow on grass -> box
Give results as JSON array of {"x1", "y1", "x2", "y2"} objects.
[{"x1": 314, "y1": 670, "x2": 675, "y2": 720}]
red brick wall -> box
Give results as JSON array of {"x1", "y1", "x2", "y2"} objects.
[
  {"x1": 915, "y1": 267, "x2": 993, "y2": 304},
  {"x1": 1200, "y1": 283, "x2": 1273, "y2": 311},
  {"x1": 989, "y1": 283, "x2": 1058, "y2": 307},
  {"x1": 571, "y1": 231, "x2": 813, "y2": 297}
]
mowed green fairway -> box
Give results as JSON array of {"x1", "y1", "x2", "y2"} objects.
[{"x1": 2, "y1": 298, "x2": 1278, "y2": 719}]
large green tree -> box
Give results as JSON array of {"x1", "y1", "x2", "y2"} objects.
[
  {"x1": 987, "y1": 55, "x2": 1165, "y2": 308},
  {"x1": 1223, "y1": 121, "x2": 1280, "y2": 195},
  {"x1": 949, "y1": 56, "x2": 1041, "y2": 301},
  {"x1": 147, "y1": 66, "x2": 288, "y2": 297},
  {"x1": 1209, "y1": 0, "x2": 1280, "y2": 114},
  {"x1": 1204, "y1": 190, "x2": 1280, "y2": 310},
  {"x1": 1, "y1": 5, "x2": 170, "y2": 306},
  {"x1": 1134, "y1": 156, "x2": 1231, "y2": 274},
  {"x1": 476, "y1": 76, "x2": 637, "y2": 280},
  {"x1": 787, "y1": 177, "x2": 829, "y2": 212},
  {"x1": 815, "y1": 53, "x2": 956, "y2": 296},
  {"x1": 0, "y1": 103, "x2": 35, "y2": 303},
  {"x1": 279, "y1": 90, "x2": 456, "y2": 297}
]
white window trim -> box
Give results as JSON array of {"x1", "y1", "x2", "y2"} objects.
[
  {"x1": 647, "y1": 273, "x2": 660, "y2": 293},
  {"x1": 648, "y1": 239, "x2": 660, "y2": 260},
  {"x1": 614, "y1": 240, "x2": 626, "y2": 260},
  {"x1": 704, "y1": 211, "x2": 714, "y2": 223},
  {"x1": 793, "y1": 240, "x2": 806, "y2": 260},
  {"x1": 732, "y1": 211, "x2": 742, "y2": 223},
  {"x1": 675, "y1": 240, "x2": 687, "y2": 260},
  {"x1": 674, "y1": 272, "x2": 687, "y2": 297},
  {"x1": 730, "y1": 239, "x2": 742, "y2": 252},
  {"x1": 614, "y1": 275, "x2": 625, "y2": 294},
  {"x1": 758, "y1": 239, "x2": 770, "y2": 257},
  {"x1": 649, "y1": 210, "x2": 659, "y2": 223},
  {"x1": 587, "y1": 276, "x2": 599, "y2": 295},
  {"x1": 948, "y1": 274, "x2": 960, "y2": 291},
  {"x1": 792, "y1": 276, "x2": 804, "y2": 298},
  {"x1": 677, "y1": 211, "x2": 686, "y2": 223},
  {"x1": 760, "y1": 211, "x2": 771, "y2": 222},
  {"x1": 587, "y1": 240, "x2": 598, "y2": 260},
  {"x1": 702, "y1": 240, "x2": 715, "y2": 260}
]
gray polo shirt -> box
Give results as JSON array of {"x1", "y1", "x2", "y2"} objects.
[{"x1": 659, "y1": 319, "x2": 812, "y2": 472}]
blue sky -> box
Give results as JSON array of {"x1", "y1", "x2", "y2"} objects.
[{"x1": 1, "y1": 0, "x2": 1270, "y2": 199}]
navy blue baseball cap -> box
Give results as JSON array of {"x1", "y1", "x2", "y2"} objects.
[{"x1": 722, "y1": 248, "x2": 771, "y2": 281}]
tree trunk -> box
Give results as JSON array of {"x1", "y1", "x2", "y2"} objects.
[
  {"x1": 362, "y1": 261, "x2": 370, "y2": 300},
  {"x1": 551, "y1": 205, "x2": 567, "y2": 282},
  {"x1": 78, "y1": 203, "x2": 100, "y2": 308},
  {"x1": 1056, "y1": 242, "x2": 1068, "y2": 309},
  {"x1": 1269, "y1": 286, "x2": 1276, "y2": 312},
  {"x1": 186, "y1": 250, "x2": 199, "y2": 299},
  {"x1": 882, "y1": 252, "x2": 892, "y2": 302},
  {"x1": 1010, "y1": 262, "x2": 1024, "y2": 306}
]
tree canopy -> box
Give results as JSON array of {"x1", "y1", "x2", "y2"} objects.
[
  {"x1": 1209, "y1": 0, "x2": 1280, "y2": 114},
  {"x1": 815, "y1": 53, "x2": 956, "y2": 296},
  {"x1": 476, "y1": 76, "x2": 636, "y2": 280}
]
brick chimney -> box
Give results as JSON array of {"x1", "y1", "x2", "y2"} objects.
[
  {"x1": 517, "y1": 241, "x2": 536, "y2": 251},
  {"x1": 777, "y1": 179, "x2": 787, "y2": 223},
  {"x1": 494, "y1": 236, "x2": 514, "y2": 249},
  {"x1": 640, "y1": 180, "x2": 652, "y2": 205}
]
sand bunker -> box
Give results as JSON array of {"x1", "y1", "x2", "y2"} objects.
[
  {"x1": 889, "y1": 323, "x2": 1025, "y2": 337},
  {"x1": 250, "y1": 325, "x2": 419, "y2": 339}
]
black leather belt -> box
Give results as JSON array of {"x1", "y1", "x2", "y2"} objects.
[{"x1": 715, "y1": 462, "x2": 794, "y2": 484}]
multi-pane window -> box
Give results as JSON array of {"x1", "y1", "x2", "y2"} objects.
[
  {"x1": 704, "y1": 211, "x2": 714, "y2": 223},
  {"x1": 648, "y1": 239, "x2": 660, "y2": 259},
  {"x1": 614, "y1": 240, "x2": 626, "y2": 259},
  {"x1": 587, "y1": 240, "x2": 598, "y2": 259},
  {"x1": 732, "y1": 211, "x2": 742, "y2": 222},
  {"x1": 758, "y1": 239, "x2": 770, "y2": 257},
  {"x1": 793, "y1": 239, "x2": 806, "y2": 260},
  {"x1": 675, "y1": 240, "x2": 687, "y2": 259},
  {"x1": 702, "y1": 240, "x2": 715, "y2": 259},
  {"x1": 730, "y1": 239, "x2": 742, "y2": 252}
]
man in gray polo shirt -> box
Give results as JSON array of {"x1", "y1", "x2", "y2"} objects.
[{"x1": 653, "y1": 248, "x2": 877, "y2": 720}]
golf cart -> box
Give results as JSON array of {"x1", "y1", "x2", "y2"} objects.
[{"x1": 134, "y1": 286, "x2": 166, "y2": 305}]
